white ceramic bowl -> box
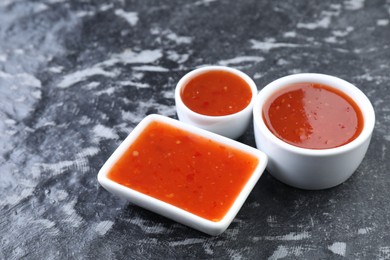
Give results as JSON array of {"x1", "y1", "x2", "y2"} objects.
[
  {"x1": 175, "y1": 66, "x2": 258, "y2": 139},
  {"x1": 98, "y1": 114, "x2": 268, "y2": 235},
  {"x1": 253, "y1": 73, "x2": 375, "y2": 190}
]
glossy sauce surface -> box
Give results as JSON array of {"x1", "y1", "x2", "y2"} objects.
[
  {"x1": 263, "y1": 83, "x2": 364, "y2": 149},
  {"x1": 181, "y1": 70, "x2": 252, "y2": 116},
  {"x1": 108, "y1": 121, "x2": 259, "y2": 221}
]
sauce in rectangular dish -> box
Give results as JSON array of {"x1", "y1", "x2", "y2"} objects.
[{"x1": 108, "y1": 121, "x2": 259, "y2": 221}]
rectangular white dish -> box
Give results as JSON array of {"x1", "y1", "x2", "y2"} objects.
[{"x1": 97, "y1": 114, "x2": 267, "y2": 235}]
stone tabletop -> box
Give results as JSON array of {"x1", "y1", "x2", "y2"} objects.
[{"x1": 1, "y1": 0, "x2": 389, "y2": 259}]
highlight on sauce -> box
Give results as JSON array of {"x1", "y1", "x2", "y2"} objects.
[
  {"x1": 107, "y1": 121, "x2": 259, "y2": 222},
  {"x1": 180, "y1": 70, "x2": 252, "y2": 116},
  {"x1": 262, "y1": 82, "x2": 364, "y2": 149}
]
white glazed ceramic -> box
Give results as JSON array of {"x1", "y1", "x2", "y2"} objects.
[
  {"x1": 98, "y1": 114, "x2": 268, "y2": 235},
  {"x1": 175, "y1": 66, "x2": 258, "y2": 139},
  {"x1": 253, "y1": 73, "x2": 375, "y2": 190}
]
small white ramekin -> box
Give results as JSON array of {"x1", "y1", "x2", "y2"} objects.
[
  {"x1": 98, "y1": 114, "x2": 268, "y2": 235},
  {"x1": 175, "y1": 66, "x2": 258, "y2": 139},
  {"x1": 253, "y1": 73, "x2": 375, "y2": 190}
]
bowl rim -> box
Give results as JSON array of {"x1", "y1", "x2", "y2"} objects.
[
  {"x1": 97, "y1": 114, "x2": 268, "y2": 235},
  {"x1": 253, "y1": 73, "x2": 376, "y2": 157},
  {"x1": 175, "y1": 65, "x2": 258, "y2": 122}
]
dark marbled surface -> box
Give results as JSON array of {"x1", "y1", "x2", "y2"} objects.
[{"x1": 1, "y1": 0, "x2": 390, "y2": 259}]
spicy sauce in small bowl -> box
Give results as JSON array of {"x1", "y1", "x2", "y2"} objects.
[
  {"x1": 175, "y1": 66, "x2": 258, "y2": 139},
  {"x1": 253, "y1": 73, "x2": 375, "y2": 190},
  {"x1": 180, "y1": 70, "x2": 253, "y2": 116},
  {"x1": 98, "y1": 114, "x2": 268, "y2": 235},
  {"x1": 262, "y1": 82, "x2": 364, "y2": 149}
]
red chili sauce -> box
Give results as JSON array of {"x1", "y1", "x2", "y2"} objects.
[
  {"x1": 107, "y1": 121, "x2": 259, "y2": 222},
  {"x1": 262, "y1": 83, "x2": 364, "y2": 149},
  {"x1": 181, "y1": 70, "x2": 252, "y2": 116}
]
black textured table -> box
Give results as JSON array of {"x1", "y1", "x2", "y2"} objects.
[{"x1": 1, "y1": 0, "x2": 389, "y2": 259}]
